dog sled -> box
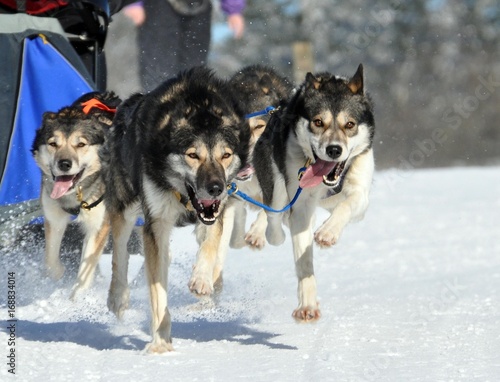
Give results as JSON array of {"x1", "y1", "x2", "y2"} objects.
[{"x1": 0, "y1": 1, "x2": 111, "y2": 245}]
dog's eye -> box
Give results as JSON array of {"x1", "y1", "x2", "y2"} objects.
[
  {"x1": 48, "y1": 142, "x2": 57, "y2": 148},
  {"x1": 222, "y1": 152, "x2": 232, "y2": 160},
  {"x1": 187, "y1": 153, "x2": 199, "y2": 160},
  {"x1": 77, "y1": 142, "x2": 87, "y2": 148},
  {"x1": 345, "y1": 121, "x2": 356, "y2": 129},
  {"x1": 313, "y1": 119, "x2": 323, "y2": 128}
]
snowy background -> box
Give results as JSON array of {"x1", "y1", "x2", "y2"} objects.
[
  {"x1": 105, "y1": 0, "x2": 500, "y2": 169},
  {"x1": 1, "y1": 166, "x2": 499, "y2": 381}
]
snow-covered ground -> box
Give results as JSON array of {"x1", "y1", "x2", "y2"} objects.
[{"x1": 1, "y1": 167, "x2": 499, "y2": 381}]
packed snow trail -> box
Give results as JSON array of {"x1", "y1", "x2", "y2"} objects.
[{"x1": 1, "y1": 167, "x2": 499, "y2": 381}]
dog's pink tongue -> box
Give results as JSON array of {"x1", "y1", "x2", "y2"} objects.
[
  {"x1": 299, "y1": 158, "x2": 337, "y2": 188},
  {"x1": 199, "y1": 199, "x2": 216, "y2": 208},
  {"x1": 236, "y1": 164, "x2": 254, "y2": 179},
  {"x1": 50, "y1": 177, "x2": 74, "y2": 199}
]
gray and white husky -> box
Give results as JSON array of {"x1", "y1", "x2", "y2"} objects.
[
  {"x1": 31, "y1": 92, "x2": 120, "y2": 299},
  {"x1": 253, "y1": 64, "x2": 375, "y2": 321}
]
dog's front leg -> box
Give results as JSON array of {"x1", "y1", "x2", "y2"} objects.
[
  {"x1": 315, "y1": 151, "x2": 374, "y2": 247},
  {"x1": 189, "y1": 219, "x2": 223, "y2": 296},
  {"x1": 315, "y1": 188, "x2": 368, "y2": 248},
  {"x1": 229, "y1": 201, "x2": 247, "y2": 249},
  {"x1": 144, "y1": 215, "x2": 174, "y2": 353},
  {"x1": 289, "y1": 196, "x2": 320, "y2": 321},
  {"x1": 245, "y1": 209, "x2": 268, "y2": 249},
  {"x1": 107, "y1": 207, "x2": 138, "y2": 318},
  {"x1": 214, "y1": 204, "x2": 239, "y2": 292},
  {"x1": 70, "y1": 207, "x2": 110, "y2": 300},
  {"x1": 42, "y1": 197, "x2": 70, "y2": 280},
  {"x1": 264, "y1": 174, "x2": 288, "y2": 246}
]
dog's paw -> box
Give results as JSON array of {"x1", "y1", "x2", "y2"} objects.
[
  {"x1": 145, "y1": 339, "x2": 174, "y2": 354},
  {"x1": 229, "y1": 235, "x2": 247, "y2": 249},
  {"x1": 266, "y1": 225, "x2": 286, "y2": 246},
  {"x1": 107, "y1": 286, "x2": 130, "y2": 319},
  {"x1": 314, "y1": 227, "x2": 341, "y2": 248},
  {"x1": 244, "y1": 230, "x2": 266, "y2": 250},
  {"x1": 46, "y1": 262, "x2": 65, "y2": 281},
  {"x1": 292, "y1": 304, "x2": 321, "y2": 322},
  {"x1": 69, "y1": 283, "x2": 86, "y2": 301},
  {"x1": 188, "y1": 272, "x2": 214, "y2": 296}
]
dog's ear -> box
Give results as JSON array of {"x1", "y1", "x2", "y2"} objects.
[
  {"x1": 42, "y1": 111, "x2": 58, "y2": 121},
  {"x1": 97, "y1": 114, "x2": 114, "y2": 127},
  {"x1": 259, "y1": 74, "x2": 273, "y2": 95},
  {"x1": 305, "y1": 72, "x2": 322, "y2": 90},
  {"x1": 99, "y1": 91, "x2": 122, "y2": 109},
  {"x1": 347, "y1": 64, "x2": 364, "y2": 95}
]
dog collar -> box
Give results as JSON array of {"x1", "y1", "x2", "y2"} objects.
[
  {"x1": 74, "y1": 186, "x2": 105, "y2": 213},
  {"x1": 297, "y1": 158, "x2": 312, "y2": 181},
  {"x1": 81, "y1": 98, "x2": 117, "y2": 115}
]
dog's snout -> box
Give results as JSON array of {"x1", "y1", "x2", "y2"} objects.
[
  {"x1": 58, "y1": 159, "x2": 72, "y2": 172},
  {"x1": 207, "y1": 181, "x2": 224, "y2": 197},
  {"x1": 326, "y1": 145, "x2": 342, "y2": 160}
]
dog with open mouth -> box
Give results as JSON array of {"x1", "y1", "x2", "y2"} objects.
[
  {"x1": 100, "y1": 67, "x2": 250, "y2": 353},
  {"x1": 253, "y1": 64, "x2": 375, "y2": 321},
  {"x1": 31, "y1": 91, "x2": 121, "y2": 299}
]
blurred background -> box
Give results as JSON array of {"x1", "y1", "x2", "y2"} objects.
[{"x1": 105, "y1": 0, "x2": 500, "y2": 170}]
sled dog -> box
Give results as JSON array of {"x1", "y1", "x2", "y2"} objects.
[
  {"x1": 101, "y1": 67, "x2": 249, "y2": 353},
  {"x1": 253, "y1": 64, "x2": 375, "y2": 320},
  {"x1": 32, "y1": 91, "x2": 120, "y2": 299},
  {"x1": 227, "y1": 65, "x2": 293, "y2": 250}
]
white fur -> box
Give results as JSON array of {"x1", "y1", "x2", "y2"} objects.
[
  {"x1": 316, "y1": 149, "x2": 374, "y2": 247},
  {"x1": 266, "y1": 117, "x2": 374, "y2": 321},
  {"x1": 69, "y1": 200, "x2": 109, "y2": 300},
  {"x1": 35, "y1": 144, "x2": 110, "y2": 301},
  {"x1": 264, "y1": 161, "x2": 289, "y2": 246}
]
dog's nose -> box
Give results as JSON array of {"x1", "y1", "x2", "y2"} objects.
[
  {"x1": 326, "y1": 145, "x2": 342, "y2": 159},
  {"x1": 58, "y1": 159, "x2": 72, "y2": 172},
  {"x1": 207, "y1": 181, "x2": 224, "y2": 197}
]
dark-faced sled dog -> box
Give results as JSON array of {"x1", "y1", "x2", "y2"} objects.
[{"x1": 101, "y1": 67, "x2": 250, "y2": 353}]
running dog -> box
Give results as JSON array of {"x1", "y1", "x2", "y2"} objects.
[
  {"x1": 226, "y1": 65, "x2": 293, "y2": 250},
  {"x1": 31, "y1": 91, "x2": 120, "y2": 299},
  {"x1": 253, "y1": 64, "x2": 375, "y2": 321},
  {"x1": 101, "y1": 67, "x2": 250, "y2": 353}
]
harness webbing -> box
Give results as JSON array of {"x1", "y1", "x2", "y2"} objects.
[
  {"x1": 244, "y1": 106, "x2": 276, "y2": 119},
  {"x1": 227, "y1": 163, "x2": 309, "y2": 213}
]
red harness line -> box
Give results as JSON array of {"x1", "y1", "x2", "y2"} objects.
[{"x1": 81, "y1": 98, "x2": 117, "y2": 115}]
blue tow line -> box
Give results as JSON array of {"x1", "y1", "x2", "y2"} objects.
[
  {"x1": 227, "y1": 163, "x2": 309, "y2": 213},
  {"x1": 231, "y1": 106, "x2": 308, "y2": 213},
  {"x1": 244, "y1": 106, "x2": 275, "y2": 119},
  {"x1": 227, "y1": 106, "x2": 309, "y2": 213},
  {"x1": 227, "y1": 183, "x2": 303, "y2": 213}
]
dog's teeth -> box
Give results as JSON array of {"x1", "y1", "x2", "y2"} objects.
[{"x1": 200, "y1": 212, "x2": 215, "y2": 223}]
